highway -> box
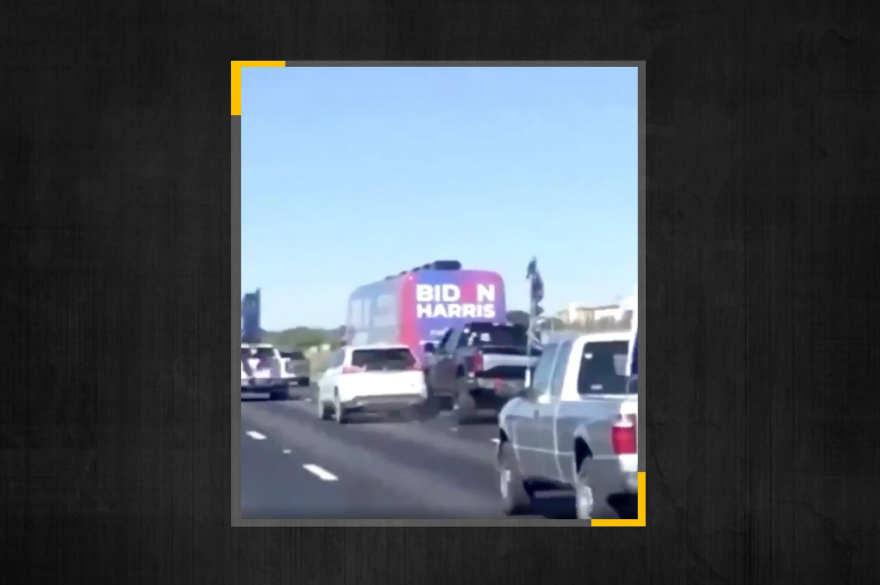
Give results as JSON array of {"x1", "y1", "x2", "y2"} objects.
[{"x1": 240, "y1": 389, "x2": 577, "y2": 520}]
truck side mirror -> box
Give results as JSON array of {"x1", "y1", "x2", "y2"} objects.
[{"x1": 424, "y1": 343, "x2": 436, "y2": 354}]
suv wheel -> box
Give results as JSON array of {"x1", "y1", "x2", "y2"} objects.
[
  {"x1": 317, "y1": 397, "x2": 331, "y2": 421},
  {"x1": 333, "y1": 391, "x2": 347, "y2": 425}
]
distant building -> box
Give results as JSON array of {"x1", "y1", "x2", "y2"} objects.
[{"x1": 556, "y1": 302, "x2": 634, "y2": 328}]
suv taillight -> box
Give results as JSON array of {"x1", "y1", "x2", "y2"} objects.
[
  {"x1": 611, "y1": 414, "x2": 637, "y2": 455},
  {"x1": 472, "y1": 352, "x2": 484, "y2": 372}
]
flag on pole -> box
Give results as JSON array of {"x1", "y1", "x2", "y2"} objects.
[{"x1": 526, "y1": 256, "x2": 544, "y2": 312}]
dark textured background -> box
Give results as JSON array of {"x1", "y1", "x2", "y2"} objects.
[{"x1": 2, "y1": 0, "x2": 879, "y2": 583}]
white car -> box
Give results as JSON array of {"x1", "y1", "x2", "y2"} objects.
[{"x1": 316, "y1": 344, "x2": 428, "y2": 424}]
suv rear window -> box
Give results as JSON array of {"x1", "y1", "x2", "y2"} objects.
[
  {"x1": 463, "y1": 323, "x2": 528, "y2": 347},
  {"x1": 577, "y1": 340, "x2": 632, "y2": 395},
  {"x1": 241, "y1": 347, "x2": 275, "y2": 360},
  {"x1": 351, "y1": 348, "x2": 416, "y2": 371},
  {"x1": 281, "y1": 351, "x2": 305, "y2": 360}
]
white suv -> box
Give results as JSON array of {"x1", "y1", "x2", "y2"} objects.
[{"x1": 316, "y1": 344, "x2": 428, "y2": 424}]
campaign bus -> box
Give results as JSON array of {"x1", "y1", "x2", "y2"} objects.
[{"x1": 344, "y1": 260, "x2": 507, "y2": 359}]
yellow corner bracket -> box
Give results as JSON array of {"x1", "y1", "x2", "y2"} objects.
[
  {"x1": 591, "y1": 472, "x2": 646, "y2": 527},
  {"x1": 231, "y1": 61, "x2": 285, "y2": 116}
]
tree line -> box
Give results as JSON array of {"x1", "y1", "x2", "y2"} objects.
[{"x1": 256, "y1": 310, "x2": 631, "y2": 351}]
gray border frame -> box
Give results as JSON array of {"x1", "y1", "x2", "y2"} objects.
[{"x1": 232, "y1": 62, "x2": 645, "y2": 526}]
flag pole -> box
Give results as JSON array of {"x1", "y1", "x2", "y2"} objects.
[
  {"x1": 525, "y1": 283, "x2": 532, "y2": 388},
  {"x1": 524, "y1": 256, "x2": 537, "y2": 388}
]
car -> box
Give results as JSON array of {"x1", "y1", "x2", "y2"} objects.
[
  {"x1": 240, "y1": 343, "x2": 297, "y2": 401},
  {"x1": 496, "y1": 330, "x2": 639, "y2": 520},
  {"x1": 315, "y1": 343, "x2": 428, "y2": 424}
]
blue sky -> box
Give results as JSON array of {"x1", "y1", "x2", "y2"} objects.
[{"x1": 241, "y1": 67, "x2": 638, "y2": 330}]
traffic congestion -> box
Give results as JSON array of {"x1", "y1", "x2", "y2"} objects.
[{"x1": 240, "y1": 260, "x2": 640, "y2": 521}]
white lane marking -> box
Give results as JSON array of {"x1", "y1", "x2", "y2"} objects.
[
  {"x1": 302, "y1": 464, "x2": 338, "y2": 482},
  {"x1": 449, "y1": 426, "x2": 458, "y2": 432},
  {"x1": 246, "y1": 431, "x2": 267, "y2": 440},
  {"x1": 282, "y1": 449, "x2": 291, "y2": 454},
  {"x1": 490, "y1": 438, "x2": 500, "y2": 444}
]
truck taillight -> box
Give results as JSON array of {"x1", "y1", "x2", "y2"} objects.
[
  {"x1": 472, "y1": 352, "x2": 484, "y2": 372},
  {"x1": 611, "y1": 414, "x2": 637, "y2": 455}
]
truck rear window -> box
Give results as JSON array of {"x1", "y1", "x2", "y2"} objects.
[
  {"x1": 351, "y1": 348, "x2": 416, "y2": 371},
  {"x1": 463, "y1": 323, "x2": 527, "y2": 347},
  {"x1": 577, "y1": 340, "x2": 633, "y2": 395}
]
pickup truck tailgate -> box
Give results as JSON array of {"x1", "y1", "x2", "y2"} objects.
[
  {"x1": 480, "y1": 353, "x2": 537, "y2": 372},
  {"x1": 473, "y1": 346, "x2": 540, "y2": 376}
]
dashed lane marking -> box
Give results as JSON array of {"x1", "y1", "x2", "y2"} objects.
[
  {"x1": 283, "y1": 449, "x2": 291, "y2": 454},
  {"x1": 302, "y1": 464, "x2": 338, "y2": 482},
  {"x1": 246, "y1": 431, "x2": 267, "y2": 440},
  {"x1": 490, "y1": 438, "x2": 500, "y2": 444}
]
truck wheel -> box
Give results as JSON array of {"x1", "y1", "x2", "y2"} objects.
[
  {"x1": 574, "y1": 460, "x2": 617, "y2": 520},
  {"x1": 270, "y1": 387, "x2": 289, "y2": 401},
  {"x1": 333, "y1": 392, "x2": 347, "y2": 425},
  {"x1": 499, "y1": 442, "x2": 532, "y2": 515},
  {"x1": 454, "y1": 390, "x2": 477, "y2": 425}
]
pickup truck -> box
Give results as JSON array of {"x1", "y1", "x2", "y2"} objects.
[
  {"x1": 240, "y1": 343, "x2": 298, "y2": 401},
  {"x1": 424, "y1": 321, "x2": 541, "y2": 424},
  {"x1": 496, "y1": 330, "x2": 639, "y2": 520}
]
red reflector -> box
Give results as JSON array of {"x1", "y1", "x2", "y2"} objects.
[{"x1": 611, "y1": 415, "x2": 637, "y2": 455}]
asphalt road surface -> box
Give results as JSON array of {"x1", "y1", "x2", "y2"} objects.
[{"x1": 240, "y1": 387, "x2": 577, "y2": 520}]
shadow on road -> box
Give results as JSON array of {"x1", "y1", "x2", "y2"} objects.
[
  {"x1": 529, "y1": 493, "x2": 578, "y2": 519},
  {"x1": 528, "y1": 492, "x2": 638, "y2": 520}
]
